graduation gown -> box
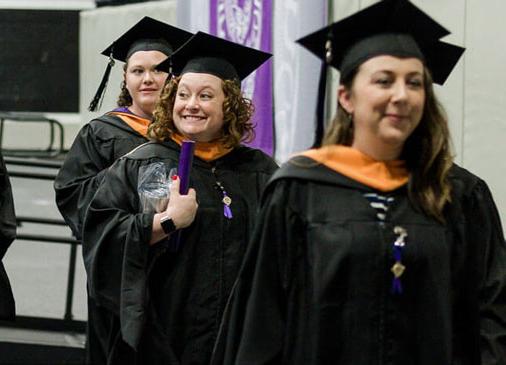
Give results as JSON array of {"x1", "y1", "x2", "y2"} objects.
[
  {"x1": 54, "y1": 113, "x2": 148, "y2": 240},
  {"x1": 212, "y1": 157, "x2": 506, "y2": 365},
  {"x1": 82, "y1": 139, "x2": 278, "y2": 365},
  {"x1": 0, "y1": 152, "x2": 16, "y2": 320}
]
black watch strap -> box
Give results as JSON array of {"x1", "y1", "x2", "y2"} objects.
[{"x1": 160, "y1": 215, "x2": 176, "y2": 235}]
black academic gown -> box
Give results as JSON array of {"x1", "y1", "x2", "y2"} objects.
[
  {"x1": 0, "y1": 152, "x2": 16, "y2": 320},
  {"x1": 212, "y1": 157, "x2": 506, "y2": 365},
  {"x1": 82, "y1": 139, "x2": 278, "y2": 365},
  {"x1": 54, "y1": 113, "x2": 149, "y2": 364},
  {"x1": 54, "y1": 113, "x2": 148, "y2": 240}
]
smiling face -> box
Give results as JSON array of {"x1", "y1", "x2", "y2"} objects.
[
  {"x1": 338, "y1": 55, "x2": 426, "y2": 160},
  {"x1": 172, "y1": 72, "x2": 225, "y2": 142},
  {"x1": 124, "y1": 50, "x2": 169, "y2": 119}
]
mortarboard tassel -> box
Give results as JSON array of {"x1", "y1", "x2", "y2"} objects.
[
  {"x1": 88, "y1": 51, "x2": 115, "y2": 112},
  {"x1": 312, "y1": 36, "x2": 333, "y2": 148},
  {"x1": 312, "y1": 61, "x2": 327, "y2": 148}
]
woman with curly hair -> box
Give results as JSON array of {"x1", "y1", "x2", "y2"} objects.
[
  {"x1": 81, "y1": 31, "x2": 278, "y2": 364},
  {"x1": 212, "y1": 1, "x2": 506, "y2": 364}
]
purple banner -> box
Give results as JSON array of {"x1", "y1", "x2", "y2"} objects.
[{"x1": 210, "y1": 0, "x2": 273, "y2": 156}]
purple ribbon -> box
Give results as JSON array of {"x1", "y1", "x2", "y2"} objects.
[
  {"x1": 391, "y1": 244, "x2": 404, "y2": 294},
  {"x1": 223, "y1": 192, "x2": 233, "y2": 219},
  {"x1": 392, "y1": 278, "x2": 403, "y2": 294},
  {"x1": 393, "y1": 245, "x2": 402, "y2": 262}
]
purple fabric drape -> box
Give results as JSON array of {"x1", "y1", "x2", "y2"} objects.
[{"x1": 210, "y1": 0, "x2": 273, "y2": 156}]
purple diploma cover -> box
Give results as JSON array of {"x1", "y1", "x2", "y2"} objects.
[{"x1": 178, "y1": 140, "x2": 195, "y2": 194}]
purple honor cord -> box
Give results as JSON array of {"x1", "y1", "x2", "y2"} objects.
[
  {"x1": 391, "y1": 245, "x2": 403, "y2": 294},
  {"x1": 223, "y1": 192, "x2": 233, "y2": 219},
  {"x1": 390, "y1": 226, "x2": 407, "y2": 295},
  {"x1": 215, "y1": 180, "x2": 233, "y2": 219}
]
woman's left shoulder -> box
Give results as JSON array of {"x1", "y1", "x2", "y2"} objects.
[
  {"x1": 232, "y1": 146, "x2": 278, "y2": 171},
  {"x1": 448, "y1": 163, "x2": 489, "y2": 199},
  {"x1": 447, "y1": 164, "x2": 502, "y2": 225}
]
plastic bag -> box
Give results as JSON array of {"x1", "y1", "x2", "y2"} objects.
[{"x1": 137, "y1": 162, "x2": 176, "y2": 214}]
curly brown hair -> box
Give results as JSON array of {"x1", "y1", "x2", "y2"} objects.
[
  {"x1": 117, "y1": 64, "x2": 133, "y2": 107},
  {"x1": 323, "y1": 67, "x2": 454, "y2": 223},
  {"x1": 149, "y1": 76, "x2": 255, "y2": 148}
]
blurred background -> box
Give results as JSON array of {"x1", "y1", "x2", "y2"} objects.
[{"x1": 0, "y1": 0, "x2": 505, "y2": 363}]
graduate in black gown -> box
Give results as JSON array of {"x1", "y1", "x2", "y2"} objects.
[
  {"x1": 212, "y1": 1, "x2": 506, "y2": 364},
  {"x1": 0, "y1": 151, "x2": 16, "y2": 320},
  {"x1": 53, "y1": 17, "x2": 192, "y2": 365},
  {"x1": 54, "y1": 16, "x2": 192, "y2": 241},
  {"x1": 82, "y1": 31, "x2": 278, "y2": 364}
]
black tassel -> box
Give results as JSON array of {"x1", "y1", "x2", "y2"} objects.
[
  {"x1": 312, "y1": 61, "x2": 327, "y2": 148},
  {"x1": 311, "y1": 35, "x2": 333, "y2": 148},
  {"x1": 88, "y1": 54, "x2": 115, "y2": 112}
]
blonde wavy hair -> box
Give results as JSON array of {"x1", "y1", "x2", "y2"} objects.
[
  {"x1": 323, "y1": 67, "x2": 454, "y2": 223},
  {"x1": 149, "y1": 76, "x2": 255, "y2": 148}
]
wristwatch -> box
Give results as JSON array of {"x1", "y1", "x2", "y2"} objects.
[{"x1": 160, "y1": 214, "x2": 177, "y2": 235}]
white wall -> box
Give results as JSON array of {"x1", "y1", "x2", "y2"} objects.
[
  {"x1": 272, "y1": 0, "x2": 328, "y2": 163},
  {"x1": 328, "y1": 0, "x2": 506, "y2": 231},
  {"x1": 175, "y1": 0, "x2": 209, "y2": 33}
]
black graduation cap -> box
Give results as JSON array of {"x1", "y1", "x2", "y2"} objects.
[
  {"x1": 88, "y1": 16, "x2": 193, "y2": 112},
  {"x1": 295, "y1": 0, "x2": 465, "y2": 147},
  {"x1": 156, "y1": 31, "x2": 272, "y2": 82}
]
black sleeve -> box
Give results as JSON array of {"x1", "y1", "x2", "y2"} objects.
[
  {"x1": 0, "y1": 152, "x2": 16, "y2": 259},
  {"x1": 469, "y1": 181, "x2": 506, "y2": 364},
  {"x1": 54, "y1": 123, "x2": 113, "y2": 240},
  {"x1": 82, "y1": 157, "x2": 153, "y2": 349},
  {"x1": 212, "y1": 180, "x2": 303, "y2": 365},
  {"x1": 0, "y1": 152, "x2": 16, "y2": 320}
]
